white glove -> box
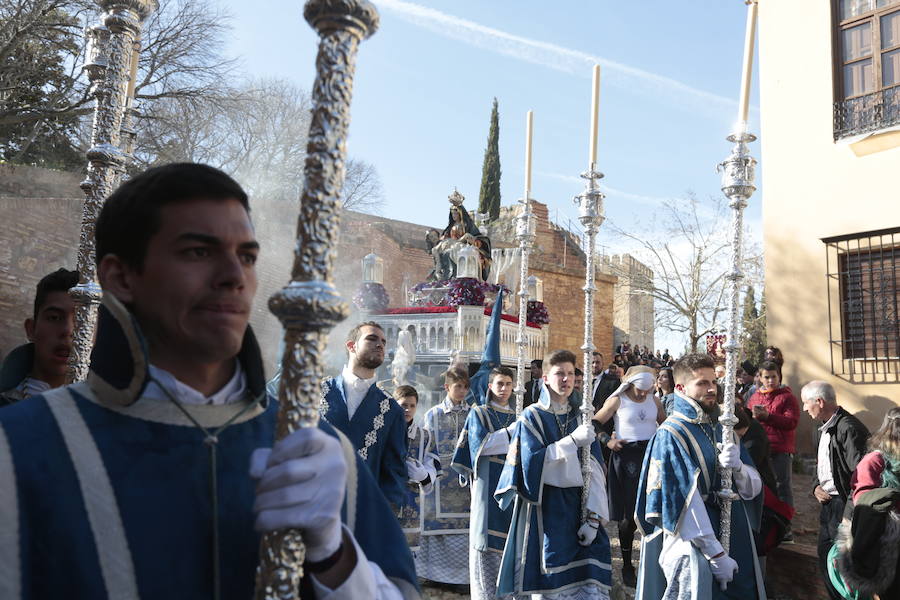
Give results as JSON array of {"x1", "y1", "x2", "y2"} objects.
[
  {"x1": 250, "y1": 427, "x2": 346, "y2": 562},
  {"x1": 709, "y1": 554, "x2": 738, "y2": 589},
  {"x1": 570, "y1": 423, "x2": 595, "y2": 448},
  {"x1": 717, "y1": 441, "x2": 743, "y2": 472},
  {"x1": 406, "y1": 458, "x2": 429, "y2": 483},
  {"x1": 577, "y1": 522, "x2": 598, "y2": 546}
]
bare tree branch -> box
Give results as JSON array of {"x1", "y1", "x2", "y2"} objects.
[{"x1": 608, "y1": 192, "x2": 753, "y2": 353}]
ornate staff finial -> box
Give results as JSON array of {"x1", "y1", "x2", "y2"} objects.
[
  {"x1": 715, "y1": 0, "x2": 758, "y2": 560},
  {"x1": 68, "y1": 0, "x2": 157, "y2": 384},
  {"x1": 254, "y1": 1, "x2": 378, "y2": 597},
  {"x1": 574, "y1": 163, "x2": 604, "y2": 521},
  {"x1": 514, "y1": 111, "x2": 535, "y2": 417}
]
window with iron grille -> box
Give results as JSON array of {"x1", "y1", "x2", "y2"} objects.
[
  {"x1": 833, "y1": 0, "x2": 900, "y2": 139},
  {"x1": 823, "y1": 227, "x2": 900, "y2": 382}
]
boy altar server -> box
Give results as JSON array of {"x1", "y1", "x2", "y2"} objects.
[
  {"x1": 417, "y1": 367, "x2": 472, "y2": 585},
  {"x1": 495, "y1": 350, "x2": 612, "y2": 599},
  {"x1": 453, "y1": 366, "x2": 518, "y2": 599}
]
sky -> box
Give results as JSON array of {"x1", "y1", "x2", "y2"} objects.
[{"x1": 219, "y1": 0, "x2": 763, "y2": 353}]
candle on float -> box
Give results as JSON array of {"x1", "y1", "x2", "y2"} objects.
[
  {"x1": 524, "y1": 110, "x2": 534, "y2": 197},
  {"x1": 589, "y1": 64, "x2": 601, "y2": 166},
  {"x1": 736, "y1": 1, "x2": 758, "y2": 132}
]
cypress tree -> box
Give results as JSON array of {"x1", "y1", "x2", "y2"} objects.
[
  {"x1": 742, "y1": 285, "x2": 767, "y2": 365},
  {"x1": 478, "y1": 98, "x2": 502, "y2": 221}
]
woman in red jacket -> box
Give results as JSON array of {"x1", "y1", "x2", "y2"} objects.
[{"x1": 748, "y1": 360, "x2": 799, "y2": 515}]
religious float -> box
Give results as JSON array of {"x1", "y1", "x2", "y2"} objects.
[{"x1": 351, "y1": 190, "x2": 550, "y2": 408}]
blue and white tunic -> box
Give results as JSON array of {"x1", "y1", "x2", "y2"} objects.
[
  {"x1": 417, "y1": 397, "x2": 471, "y2": 584},
  {"x1": 320, "y1": 375, "x2": 408, "y2": 507},
  {"x1": 494, "y1": 387, "x2": 611, "y2": 599},
  {"x1": 399, "y1": 420, "x2": 438, "y2": 551},
  {"x1": 634, "y1": 392, "x2": 765, "y2": 600},
  {"x1": 452, "y1": 401, "x2": 518, "y2": 599},
  {"x1": 0, "y1": 294, "x2": 419, "y2": 600}
]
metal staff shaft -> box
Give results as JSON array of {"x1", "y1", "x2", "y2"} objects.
[
  {"x1": 715, "y1": 0, "x2": 758, "y2": 555},
  {"x1": 254, "y1": 1, "x2": 378, "y2": 596},
  {"x1": 68, "y1": 0, "x2": 156, "y2": 383},
  {"x1": 514, "y1": 198, "x2": 535, "y2": 417},
  {"x1": 575, "y1": 164, "x2": 605, "y2": 520}
]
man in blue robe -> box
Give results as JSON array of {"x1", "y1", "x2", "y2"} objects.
[
  {"x1": 0, "y1": 163, "x2": 418, "y2": 599},
  {"x1": 495, "y1": 349, "x2": 612, "y2": 599},
  {"x1": 320, "y1": 321, "x2": 408, "y2": 507},
  {"x1": 635, "y1": 353, "x2": 765, "y2": 600}
]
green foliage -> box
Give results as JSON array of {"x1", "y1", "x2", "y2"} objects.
[
  {"x1": 477, "y1": 97, "x2": 501, "y2": 221},
  {"x1": 0, "y1": 5, "x2": 84, "y2": 169},
  {"x1": 742, "y1": 284, "x2": 767, "y2": 366}
]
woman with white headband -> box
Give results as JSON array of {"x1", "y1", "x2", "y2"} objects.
[{"x1": 592, "y1": 365, "x2": 666, "y2": 588}]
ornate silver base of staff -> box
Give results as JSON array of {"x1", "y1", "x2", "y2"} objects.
[
  {"x1": 254, "y1": 1, "x2": 378, "y2": 597},
  {"x1": 715, "y1": 129, "x2": 756, "y2": 555},
  {"x1": 514, "y1": 197, "x2": 535, "y2": 416},
  {"x1": 68, "y1": 0, "x2": 157, "y2": 383},
  {"x1": 575, "y1": 164, "x2": 604, "y2": 520}
]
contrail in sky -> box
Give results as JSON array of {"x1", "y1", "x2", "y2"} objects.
[{"x1": 377, "y1": 0, "x2": 746, "y2": 117}]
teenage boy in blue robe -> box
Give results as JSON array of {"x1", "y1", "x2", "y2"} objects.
[
  {"x1": 0, "y1": 163, "x2": 418, "y2": 600},
  {"x1": 634, "y1": 353, "x2": 765, "y2": 600},
  {"x1": 320, "y1": 320, "x2": 407, "y2": 507},
  {"x1": 495, "y1": 349, "x2": 612, "y2": 599},
  {"x1": 452, "y1": 366, "x2": 518, "y2": 600}
]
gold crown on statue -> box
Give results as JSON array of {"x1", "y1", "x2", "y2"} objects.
[{"x1": 448, "y1": 188, "x2": 465, "y2": 207}]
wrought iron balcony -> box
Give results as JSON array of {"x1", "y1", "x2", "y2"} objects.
[{"x1": 833, "y1": 85, "x2": 900, "y2": 140}]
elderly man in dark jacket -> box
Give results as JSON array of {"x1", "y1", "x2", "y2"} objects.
[{"x1": 801, "y1": 380, "x2": 870, "y2": 600}]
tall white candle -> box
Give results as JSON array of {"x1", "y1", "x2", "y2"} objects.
[
  {"x1": 736, "y1": 1, "x2": 758, "y2": 132},
  {"x1": 589, "y1": 64, "x2": 601, "y2": 166},
  {"x1": 524, "y1": 110, "x2": 534, "y2": 197}
]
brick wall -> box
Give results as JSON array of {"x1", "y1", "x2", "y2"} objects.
[
  {"x1": 0, "y1": 168, "x2": 618, "y2": 376},
  {"x1": 0, "y1": 197, "x2": 82, "y2": 358}
]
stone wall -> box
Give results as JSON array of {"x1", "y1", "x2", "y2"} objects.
[{"x1": 0, "y1": 167, "x2": 617, "y2": 376}]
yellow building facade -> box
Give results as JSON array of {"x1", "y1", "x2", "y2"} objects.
[{"x1": 759, "y1": 0, "x2": 900, "y2": 451}]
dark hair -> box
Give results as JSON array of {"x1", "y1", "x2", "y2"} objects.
[
  {"x1": 758, "y1": 360, "x2": 780, "y2": 375},
  {"x1": 657, "y1": 367, "x2": 675, "y2": 393},
  {"x1": 486, "y1": 366, "x2": 515, "y2": 403},
  {"x1": 444, "y1": 367, "x2": 470, "y2": 386},
  {"x1": 574, "y1": 367, "x2": 583, "y2": 376},
  {"x1": 489, "y1": 366, "x2": 515, "y2": 383},
  {"x1": 95, "y1": 163, "x2": 250, "y2": 270},
  {"x1": 393, "y1": 385, "x2": 418, "y2": 402},
  {"x1": 672, "y1": 353, "x2": 715, "y2": 385},
  {"x1": 764, "y1": 346, "x2": 784, "y2": 367},
  {"x1": 734, "y1": 404, "x2": 751, "y2": 431},
  {"x1": 530, "y1": 359, "x2": 543, "y2": 368},
  {"x1": 33, "y1": 268, "x2": 79, "y2": 320},
  {"x1": 347, "y1": 321, "x2": 384, "y2": 344},
  {"x1": 543, "y1": 349, "x2": 577, "y2": 369}
]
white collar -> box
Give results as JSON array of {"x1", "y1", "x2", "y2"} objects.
[
  {"x1": 145, "y1": 361, "x2": 246, "y2": 406},
  {"x1": 489, "y1": 400, "x2": 514, "y2": 413},
  {"x1": 819, "y1": 410, "x2": 840, "y2": 432},
  {"x1": 341, "y1": 364, "x2": 376, "y2": 392},
  {"x1": 440, "y1": 396, "x2": 467, "y2": 413},
  {"x1": 407, "y1": 419, "x2": 421, "y2": 439}
]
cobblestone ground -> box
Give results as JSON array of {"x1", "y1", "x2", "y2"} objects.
[
  {"x1": 419, "y1": 522, "x2": 634, "y2": 600},
  {"x1": 420, "y1": 472, "x2": 817, "y2": 600}
]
